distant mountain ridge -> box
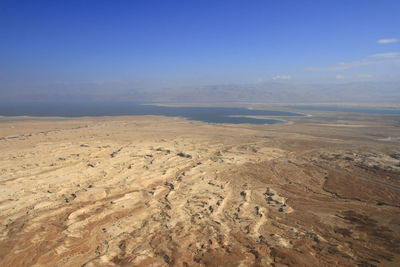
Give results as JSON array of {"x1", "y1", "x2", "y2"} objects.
[{"x1": 2, "y1": 81, "x2": 400, "y2": 103}]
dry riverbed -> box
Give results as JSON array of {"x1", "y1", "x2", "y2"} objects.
[{"x1": 0, "y1": 113, "x2": 399, "y2": 266}]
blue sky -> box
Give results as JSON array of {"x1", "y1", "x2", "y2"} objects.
[{"x1": 1, "y1": 0, "x2": 399, "y2": 89}]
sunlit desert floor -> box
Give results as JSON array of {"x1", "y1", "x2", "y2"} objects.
[{"x1": 0, "y1": 111, "x2": 400, "y2": 266}]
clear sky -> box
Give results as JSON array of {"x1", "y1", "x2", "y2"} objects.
[{"x1": 1, "y1": 0, "x2": 399, "y2": 91}]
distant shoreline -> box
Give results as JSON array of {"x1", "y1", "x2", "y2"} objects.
[{"x1": 0, "y1": 104, "x2": 303, "y2": 125}]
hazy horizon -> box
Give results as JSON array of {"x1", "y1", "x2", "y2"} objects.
[
  {"x1": 1, "y1": 0, "x2": 400, "y2": 103},
  {"x1": 2, "y1": 2, "x2": 400, "y2": 266}
]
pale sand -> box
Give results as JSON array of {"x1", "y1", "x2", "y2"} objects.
[{"x1": 0, "y1": 115, "x2": 399, "y2": 266}]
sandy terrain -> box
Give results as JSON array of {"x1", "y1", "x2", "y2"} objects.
[{"x1": 0, "y1": 112, "x2": 400, "y2": 266}]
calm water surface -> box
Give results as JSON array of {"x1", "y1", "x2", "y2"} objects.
[
  {"x1": 290, "y1": 105, "x2": 400, "y2": 114},
  {"x1": 0, "y1": 103, "x2": 304, "y2": 124}
]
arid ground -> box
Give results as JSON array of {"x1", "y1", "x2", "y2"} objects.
[{"x1": 1, "y1": 109, "x2": 400, "y2": 266}]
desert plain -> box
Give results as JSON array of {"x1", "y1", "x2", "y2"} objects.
[{"x1": 0, "y1": 108, "x2": 400, "y2": 266}]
